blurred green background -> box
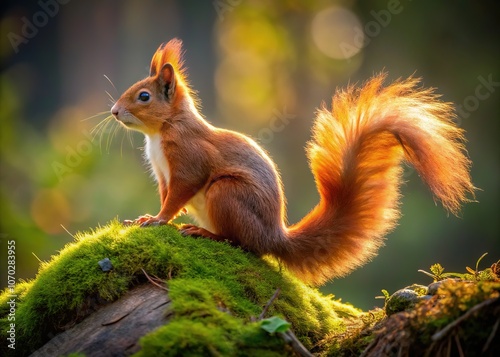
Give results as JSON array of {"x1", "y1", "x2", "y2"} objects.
[{"x1": 1, "y1": 0, "x2": 498, "y2": 310}]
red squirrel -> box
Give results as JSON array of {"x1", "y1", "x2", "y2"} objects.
[{"x1": 110, "y1": 39, "x2": 475, "y2": 285}]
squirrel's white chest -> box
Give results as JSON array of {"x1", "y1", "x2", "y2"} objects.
[
  {"x1": 144, "y1": 134, "x2": 214, "y2": 232},
  {"x1": 145, "y1": 134, "x2": 170, "y2": 184}
]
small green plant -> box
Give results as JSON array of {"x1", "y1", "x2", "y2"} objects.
[
  {"x1": 261, "y1": 316, "x2": 291, "y2": 334},
  {"x1": 375, "y1": 289, "x2": 391, "y2": 303},
  {"x1": 418, "y1": 253, "x2": 498, "y2": 282},
  {"x1": 418, "y1": 263, "x2": 463, "y2": 281},
  {"x1": 464, "y1": 252, "x2": 490, "y2": 281}
]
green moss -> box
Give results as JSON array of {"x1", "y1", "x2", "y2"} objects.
[
  {"x1": 331, "y1": 279, "x2": 500, "y2": 356},
  {"x1": 0, "y1": 220, "x2": 359, "y2": 356},
  {"x1": 409, "y1": 280, "x2": 500, "y2": 355},
  {"x1": 137, "y1": 311, "x2": 287, "y2": 356},
  {"x1": 318, "y1": 308, "x2": 385, "y2": 356}
]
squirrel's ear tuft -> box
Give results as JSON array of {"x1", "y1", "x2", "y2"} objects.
[{"x1": 150, "y1": 38, "x2": 184, "y2": 77}]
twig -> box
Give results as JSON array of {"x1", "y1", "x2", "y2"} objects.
[
  {"x1": 432, "y1": 297, "x2": 499, "y2": 341},
  {"x1": 360, "y1": 336, "x2": 379, "y2": 357},
  {"x1": 280, "y1": 330, "x2": 314, "y2": 357},
  {"x1": 141, "y1": 268, "x2": 169, "y2": 291},
  {"x1": 454, "y1": 333, "x2": 464, "y2": 357},
  {"x1": 483, "y1": 317, "x2": 500, "y2": 352},
  {"x1": 60, "y1": 224, "x2": 76, "y2": 239},
  {"x1": 257, "y1": 288, "x2": 313, "y2": 357},
  {"x1": 259, "y1": 288, "x2": 281, "y2": 320}
]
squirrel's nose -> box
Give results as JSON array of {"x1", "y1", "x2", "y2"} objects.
[{"x1": 111, "y1": 103, "x2": 119, "y2": 116}]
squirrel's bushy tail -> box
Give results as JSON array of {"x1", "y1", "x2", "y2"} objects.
[{"x1": 277, "y1": 73, "x2": 475, "y2": 285}]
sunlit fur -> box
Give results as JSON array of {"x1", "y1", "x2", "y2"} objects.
[
  {"x1": 111, "y1": 39, "x2": 476, "y2": 286},
  {"x1": 281, "y1": 74, "x2": 476, "y2": 284}
]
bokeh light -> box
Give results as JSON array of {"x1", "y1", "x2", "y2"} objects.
[
  {"x1": 311, "y1": 6, "x2": 364, "y2": 60},
  {"x1": 215, "y1": 5, "x2": 295, "y2": 130},
  {"x1": 31, "y1": 188, "x2": 71, "y2": 234}
]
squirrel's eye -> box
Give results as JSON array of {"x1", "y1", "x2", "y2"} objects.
[{"x1": 138, "y1": 91, "x2": 150, "y2": 102}]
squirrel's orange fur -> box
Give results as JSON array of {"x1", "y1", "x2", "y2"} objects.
[{"x1": 111, "y1": 39, "x2": 475, "y2": 285}]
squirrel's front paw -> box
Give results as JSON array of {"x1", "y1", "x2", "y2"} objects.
[
  {"x1": 123, "y1": 214, "x2": 167, "y2": 227},
  {"x1": 139, "y1": 217, "x2": 167, "y2": 227}
]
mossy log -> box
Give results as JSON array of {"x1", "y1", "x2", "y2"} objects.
[
  {"x1": 0, "y1": 222, "x2": 362, "y2": 356},
  {"x1": 1, "y1": 222, "x2": 498, "y2": 356}
]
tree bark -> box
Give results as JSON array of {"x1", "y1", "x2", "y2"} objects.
[{"x1": 30, "y1": 284, "x2": 171, "y2": 357}]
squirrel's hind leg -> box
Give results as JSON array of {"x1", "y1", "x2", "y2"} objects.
[{"x1": 197, "y1": 175, "x2": 284, "y2": 255}]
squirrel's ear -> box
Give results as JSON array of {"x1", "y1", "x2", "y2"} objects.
[
  {"x1": 149, "y1": 43, "x2": 167, "y2": 77},
  {"x1": 159, "y1": 63, "x2": 176, "y2": 99},
  {"x1": 149, "y1": 40, "x2": 184, "y2": 99}
]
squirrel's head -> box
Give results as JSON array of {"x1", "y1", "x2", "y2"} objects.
[{"x1": 111, "y1": 38, "x2": 194, "y2": 134}]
